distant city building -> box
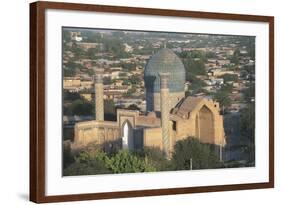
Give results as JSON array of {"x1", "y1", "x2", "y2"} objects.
[
  {"x1": 76, "y1": 42, "x2": 100, "y2": 50},
  {"x1": 63, "y1": 77, "x2": 93, "y2": 91},
  {"x1": 70, "y1": 31, "x2": 83, "y2": 41}
]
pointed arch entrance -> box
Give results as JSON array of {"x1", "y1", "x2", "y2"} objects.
[
  {"x1": 122, "y1": 120, "x2": 134, "y2": 150},
  {"x1": 195, "y1": 105, "x2": 215, "y2": 144}
]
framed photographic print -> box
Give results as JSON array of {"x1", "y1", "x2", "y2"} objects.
[{"x1": 30, "y1": 1, "x2": 274, "y2": 203}]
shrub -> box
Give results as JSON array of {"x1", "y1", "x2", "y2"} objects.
[
  {"x1": 171, "y1": 137, "x2": 222, "y2": 170},
  {"x1": 97, "y1": 150, "x2": 157, "y2": 173}
]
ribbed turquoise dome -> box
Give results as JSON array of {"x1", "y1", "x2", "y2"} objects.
[{"x1": 144, "y1": 48, "x2": 186, "y2": 93}]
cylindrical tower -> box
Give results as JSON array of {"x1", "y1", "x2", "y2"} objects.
[
  {"x1": 94, "y1": 68, "x2": 104, "y2": 121},
  {"x1": 159, "y1": 72, "x2": 170, "y2": 157}
]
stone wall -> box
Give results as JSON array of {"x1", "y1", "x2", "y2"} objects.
[
  {"x1": 143, "y1": 127, "x2": 163, "y2": 149},
  {"x1": 73, "y1": 99, "x2": 225, "y2": 153},
  {"x1": 173, "y1": 99, "x2": 225, "y2": 147},
  {"x1": 74, "y1": 120, "x2": 119, "y2": 147}
]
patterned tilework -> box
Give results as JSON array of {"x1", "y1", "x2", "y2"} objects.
[{"x1": 95, "y1": 83, "x2": 104, "y2": 121}]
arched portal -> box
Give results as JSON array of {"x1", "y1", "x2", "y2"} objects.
[
  {"x1": 195, "y1": 105, "x2": 215, "y2": 144},
  {"x1": 122, "y1": 121, "x2": 134, "y2": 150}
]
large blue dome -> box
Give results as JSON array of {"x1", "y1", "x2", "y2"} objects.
[{"x1": 144, "y1": 48, "x2": 186, "y2": 93}]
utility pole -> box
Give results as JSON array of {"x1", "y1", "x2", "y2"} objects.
[
  {"x1": 219, "y1": 145, "x2": 223, "y2": 162},
  {"x1": 190, "y1": 158, "x2": 193, "y2": 170}
]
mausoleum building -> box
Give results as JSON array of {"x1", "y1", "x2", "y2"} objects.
[{"x1": 73, "y1": 48, "x2": 226, "y2": 156}]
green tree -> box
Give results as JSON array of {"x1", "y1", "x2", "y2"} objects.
[
  {"x1": 213, "y1": 91, "x2": 231, "y2": 108},
  {"x1": 187, "y1": 74, "x2": 206, "y2": 94},
  {"x1": 71, "y1": 42, "x2": 86, "y2": 60},
  {"x1": 180, "y1": 51, "x2": 207, "y2": 76},
  {"x1": 97, "y1": 150, "x2": 156, "y2": 173},
  {"x1": 123, "y1": 87, "x2": 137, "y2": 97},
  {"x1": 212, "y1": 84, "x2": 233, "y2": 109},
  {"x1": 183, "y1": 59, "x2": 206, "y2": 76},
  {"x1": 63, "y1": 161, "x2": 112, "y2": 176},
  {"x1": 135, "y1": 147, "x2": 171, "y2": 171},
  {"x1": 63, "y1": 61, "x2": 82, "y2": 77},
  {"x1": 103, "y1": 77, "x2": 113, "y2": 85},
  {"x1": 205, "y1": 51, "x2": 216, "y2": 58},
  {"x1": 83, "y1": 31, "x2": 102, "y2": 43},
  {"x1": 128, "y1": 104, "x2": 140, "y2": 111},
  {"x1": 69, "y1": 99, "x2": 94, "y2": 115},
  {"x1": 62, "y1": 30, "x2": 71, "y2": 42},
  {"x1": 119, "y1": 72, "x2": 127, "y2": 78},
  {"x1": 129, "y1": 75, "x2": 141, "y2": 85},
  {"x1": 86, "y1": 47, "x2": 99, "y2": 59},
  {"x1": 104, "y1": 99, "x2": 116, "y2": 120},
  {"x1": 243, "y1": 65, "x2": 255, "y2": 75},
  {"x1": 243, "y1": 83, "x2": 255, "y2": 102},
  {"x1": 121, "y1": 62, "x2": 136, "y2": 71},
  {"x1": 222, "y1": 74, "x2": 238, "y2": 82},
  {"x1": 63, "y1": 90, "x2": 81, "y2": 101},
  {"x1": 63, "y1": 151, "x2": 112, "y2": 176},
  {"x1": 171, "y1": 137, "x2": 222, "y2": 170},
  {"x1": 230, "y1": 48, "x2": 240, "y2": 65},
  {"x1": 103, "y1": 38, "x2": 129, "y2": 58},
  {"x1": 63, "y1": 142, "x2": 75, "y2": 169}
]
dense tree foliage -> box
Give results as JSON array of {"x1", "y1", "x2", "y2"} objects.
[
  {"x1": 66, "y1": 99, "x2": 94, "y2": 116},
  {"x1": 86, "y1": 47, "x2": 99, "y2": 59},
  {"x1": 83, "y1": 31, "x2": 103, "y2": 43},
  {"x1": 96, "y1": 150, "x2": 156, "y2": 173},
  {"x1": 221, "y1": 74, "x2": 238, "y2": 82},
  {"x1": 71, "y1": 42, "x2": 86, "y2": 60},
  {"x1": 127, "y1": 104, "x2": 141, "y2": 111},
  {"x1": 123, "y1": 87, "x2": 137, "y2": 97},
  {"x1": 230, "y1": 48, "x2": 240, "y2": 65},
  {"x1": 104, "y1": 99, "x2": 116, "y2": 121},
  {"x1": 243, "y1": 83, "x2": 255, "y2": 102},
  {"x1": 171, "y1": 138, "x2": 222, "y2": 170},
  {"x1": 63, "y1": 94, "x2": 117, "y2": 120},
  {"x1": 135, "y1": 147, "x2": 172, "y2": 171},
  {"x1": 62, "y1": 30, "x2": 71, "y2": 42},
  {"x1": 64, "y1": 160, "x2": 111, "y2": 176},
  {"x1": 212, "y1": 84, "x2": 233, "y2": 109},
  {"x1": 205, "y1": 51, "x2": 216, "y2": 58},
  {"x1": 63, "y1": 138, "x2": 223, "y2": 176},
  {"x1": 187, "y1": 74, "x2": 207, "y2": 94},
  {"x1": 179, "y1": 51, "x2": 207, "y2": 76},
  {"x1": 103, "y1": 77, "x2": 113, "y2": 85},
  {"x1": 242, "y1": 65, "x2": 255, "y2": 75},
  {"x1": 63, "y1": 143, "x2": 75, "y2": 169},
  {"x1": 63, "y1": 61, "x2": 83, "y2": 77},
  {"x1": 64, "y1": 90, "x2": 81, "y2": 101},
  {"x1": 122, "y1": 76, "x2": 141, "y2": 86},
  {"x1": 103, "y1": 39, "x2": 130, "y2": 58},
  {"x1": 63, "y1": 148, "x2": 156, "y2": 175},
  {"x1": 120, "y1": 62, "x2": 136, "y2": 71}
]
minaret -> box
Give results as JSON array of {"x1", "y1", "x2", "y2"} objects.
[
  {"x1": 94, "y1": 68, "x2": 104, "y2": 121},
  {"x1": 159, "y1": 72, "x2": 170, "y2": 157}
]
